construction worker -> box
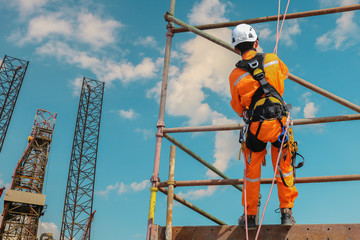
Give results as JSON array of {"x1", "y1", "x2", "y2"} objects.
[{"x1": 229, "y1": 24, "x2": 298, "y2": 229}]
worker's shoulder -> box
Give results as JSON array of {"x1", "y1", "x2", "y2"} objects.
[
  {"x1": 264, "y1": 52, "x2": 280, "y2": 62},
  {"x1": 230, "y1": 67, "x2": 246, "y2": 79}
]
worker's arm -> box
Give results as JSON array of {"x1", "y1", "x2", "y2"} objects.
[
  {"x1": 278, "y1": 57, "x2": 289, "y2": 81},
  {"x1": 229, "y1": 71, "x2": 244, "y2": 117}
]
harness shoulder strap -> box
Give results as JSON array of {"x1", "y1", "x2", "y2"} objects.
[{"x1": 236, "y1": 53, "x2": 285, "y2": 109}]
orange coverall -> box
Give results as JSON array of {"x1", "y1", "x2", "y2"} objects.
[{"x1": 229, "y1": 50, "x2": 298, "y2": 215}]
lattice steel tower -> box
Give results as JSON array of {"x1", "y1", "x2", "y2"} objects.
[
  {"x1": 0, "y1": 109, "x2": 57, "y2": 240},
  {"x1": 60, "y1": 77, "x2": 104, "y2": 240},
  {"x1": 0, "y1": 55, "x2": 29, "y2": 154}
]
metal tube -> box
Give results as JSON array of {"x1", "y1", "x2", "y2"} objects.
[
  {"x1": 163, "y1": 114, "x2": 360, "y2": 133},
  {"x1": 288, "y1": 73, "x2": 360, "y2": 113},
  {"x1": 164, "y1": 13, "x2": 236, "y2": 53},
  {"x1": 165, "y1": 146, "x2": 176, "y2": 240},
  {"x1": 158, "y1": 187, "x2": 227, "y2": 225},
  {"x1": 157, "y1": 174, "x2": 360, "y2": 187},
  {"x1": 163, "y1": 133, "x2": 243, "y2": 192},
  {"x1": 151, "y1": 22, "x2": 175, "y2": 185},
  {"x1": 148, "y1": 187, "x2": 159, "y2": 221},
  {"x1": 147, "y1": 1, "x2": 176, "y2": 239},
  {"x1": 172, "y1": 4, "x2": 360, "y2": 33}
]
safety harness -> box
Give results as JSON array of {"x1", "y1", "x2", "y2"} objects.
[
  {"x1": 236, "y1": 53, "x2": 288, "y2": 137},
  {"x1": 237, "y1": 53, "x2": 304, "y2": 187}
]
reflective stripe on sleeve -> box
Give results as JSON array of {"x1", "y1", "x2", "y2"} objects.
[
  {"x1": 264, "y1": 60, "x2": 279, "y2": 68},
  {"x1": 276, "y1": 171, "x2": 293, "y2": 178},
  {"x1": 245, "y1": 177, "x2": 261, "y2": 183},
  {"x1": 235, "y1": 111, "x2": 242, "y2": 117},
  {"x1": 234, "y1": 72, "x2": 249, "y2": 86}
]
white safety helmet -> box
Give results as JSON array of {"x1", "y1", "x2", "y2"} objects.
[{"x1": 231, "y1": 24, "x2": 258, "y2": 48}]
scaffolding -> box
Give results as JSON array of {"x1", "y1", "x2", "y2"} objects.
[
  {"x1": 146, "y1": 1, "x2": 360, "y2": 240},
  {"x1": 60, "y1": 77, "x2": 104, "y2": 240}
]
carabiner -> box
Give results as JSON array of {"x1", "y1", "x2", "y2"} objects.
[{"x1": 278, "y1": 127, "x2": 288, "y2": 143}]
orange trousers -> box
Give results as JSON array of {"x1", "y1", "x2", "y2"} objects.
[{"x1": 242, "y1": 119, "x2": 298, "y2": 215}]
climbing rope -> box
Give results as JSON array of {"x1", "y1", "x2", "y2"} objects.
[
  {"x1": 239, "y1": 124, "x2": 250, "y2": 240},
  {"x1": 254, "y1": 113, "x2": 292, "y2": 240},
  {"x1": 273, "y1": 0, "x2": 291, "y2": 54}
]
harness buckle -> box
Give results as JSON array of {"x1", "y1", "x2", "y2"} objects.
[{"x1": 253, "y1": 72, "x2": 265, "y2": 81}]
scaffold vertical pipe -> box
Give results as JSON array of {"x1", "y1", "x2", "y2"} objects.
[
  {"x1": 146, "y1": 1, "x2": 176, "y2": 239},
  {"x1": 60, "y1": 77, "x2": 105, "y2": 240},
  {"x1": 0, "y1": 55, "x2": 29, "y2": 154},
  {"x1": 151, "y1": 6, "x2": 176, "y2": 185},
  {"x1": 165, "y1": 146, "x2": 176, "y2": 240}
]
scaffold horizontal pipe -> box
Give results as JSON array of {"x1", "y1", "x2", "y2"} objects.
[
  {"x1": 171, "y1": 4, "x2": 360, "y2": 33},
  {"x1": 157, "y1": 174, "x2": 360, "y2": 187},
  {"x1": 164, "y1": 13, "x2": 235, "y2": 53},
  {"x1": 158, "y1": 187, "x2": 227, "y2": 225},
  {"x1": 163, "y1": 133, "x2": 243, "y2": 192},
  {"x1": 163, "y1": 114, "x2": 360, "y2": 133},
  {"x1": 288, "y1": 74, "x2": 360, "y2": 113}
]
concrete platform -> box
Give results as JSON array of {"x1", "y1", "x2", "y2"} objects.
[{"x1": 151, "y1": 224, "x2": 360, "y2": 240}]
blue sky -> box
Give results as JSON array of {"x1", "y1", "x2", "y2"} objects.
[{"x1": 1, "y1": 0, "x2": 360, "y2": 239}]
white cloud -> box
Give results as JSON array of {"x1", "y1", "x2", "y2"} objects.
[
  {"x1": 301, "y1": 92, "x2": 311, "y2": 99},
  {"x1": 77, "y1": 13, "x2": 123, "y2": 48},
  {"x1": 316, "y1": 0, "x2": 360, "y2": 50},
  {"x1": 97, "y1": 182, "x2": 125, "y2": 197},
  {"x1": 134, "y1": 36, "x2": 158, "y2": 48},
  {"x1": 291, "y1": 106, "x2": 301, "y2": 117},
  {"x1": 146, "y1": 28, "x2": 238, "y2": 126},
  {"x1": 278, "y1": 20, "x2": 301, "y2": 47},
  {"x1": 117, "y1": 109, "x2": 139, "y2": 119},
  {"x1": 258, "y1": 28, "x2": 272, "y2": 40},
  {"x1": 37, "y1": 222, "x2": 59, "y2": 240},
  {"x1": 319, "y1": 0, "x2": 359, "y2": 8},
  {"x1": 135, "y1": 128, "x2": 154, "y2": 140},
  {"x1": 299, "y1": 92, "x2": 319, "y2": 118},
  {"x1": 70, "y1": 77, "x2": 83, "y2": 96},
  {"x1": 117, "y1": 182, "x2": 127, "y2": 194},
  {"x1": 304, "y1": 102, "x2": 318, "y2": 118},
  {"x1": 15, "y1": 14, "x2": 72, "y2": 45},
  {"x1": 10, "y1": 0, "x2": 49, "y2": 16},
  {"x1": 253, "y1": 21, "x2": 300, "y2": 48},
  {"x1": 188, "y1": 0, "x2": 228, "y2": 25},
  {"x1": 207, "y1": 117, "x2": 239, "y2": 178},
  {"x1": 130, "y1": 180, "x2": 150, "y2": 192},
  {"x1": 6, "y1": 3, "x2": 160, "y2": 95},
  {"x1": 97, "y1": 180, "x2": 149, "y2": 198},
  {"x1": 316, "y1": 12, "x2": 359, "y2": 50},
  {"x1": 9, "y1": 6, "x2": 123, "y2": 49},
  {"x1": 36, "y1": 41, "x2": 159, "y2": 90},
  {"x1": 178, "y1": 186, "x2": 218, "y2": 200}
]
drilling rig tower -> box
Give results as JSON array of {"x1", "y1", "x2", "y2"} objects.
[
  {"x1": 0, "y1": 55, "x2": 29, "y2": 154},
  {"x1": 0, "y1": 109, "x2": 57, "y2": 240},
  {"x1": 60, "y1": 77, "x2": 104, "y2": 240}
]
